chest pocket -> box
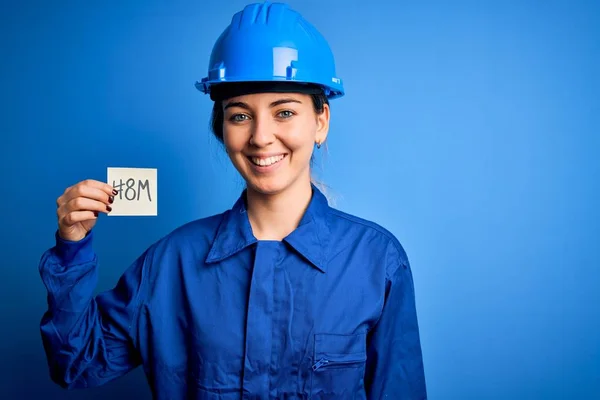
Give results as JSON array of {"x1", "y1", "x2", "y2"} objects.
[{"x1": 310, "y1": 332, "x2": 367, "y2": 399}]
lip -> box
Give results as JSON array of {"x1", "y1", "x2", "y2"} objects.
[
  {"x1": 246, "y1": 152, "x2": 287, "y2": 158},
  {"x1": 246, "y1": 153, "x2": 287, "y2": 174}
]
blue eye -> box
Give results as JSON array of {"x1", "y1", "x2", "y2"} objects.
[
  {"x1": 230, "y1": 114, "x2": 249, "y2": 122},
  {"x1": 278, "y1": 110, "x2": 294, "y2": 118}
]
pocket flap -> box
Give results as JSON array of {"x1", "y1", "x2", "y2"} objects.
[{"x1": 314, "y1": 332, "x2": 367, "y2": 362}]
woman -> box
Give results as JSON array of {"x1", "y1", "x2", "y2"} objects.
[{"x1": 39, "y1": 2, "x2": 427, "y2": 399}]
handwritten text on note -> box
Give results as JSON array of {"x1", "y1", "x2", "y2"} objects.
[{"x1": 107, "y1": 167, "x2": 157, "y2": 216}]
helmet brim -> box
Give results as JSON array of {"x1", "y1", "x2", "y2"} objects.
[{"x1": 207, "y1": 81, "x2": 327, "y2": 102}]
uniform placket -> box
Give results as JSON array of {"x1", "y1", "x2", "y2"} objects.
[{"x1": 242, "y1": 242, "x2": 276, "y2": 399}]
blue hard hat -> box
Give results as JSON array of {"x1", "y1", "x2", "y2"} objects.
[{"x1": 195, "y1": 1, "x2": 344, "y2": 100}]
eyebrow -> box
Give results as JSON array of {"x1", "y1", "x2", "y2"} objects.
[{"x1": 223, "y1": 98, "x2": 302, "y2": 111}]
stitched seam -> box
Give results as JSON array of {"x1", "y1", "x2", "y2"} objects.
[
  {"x1": 328, "y1": 210, "x2": 398, "y2": 241},
  {"x1": 208, "y1": 240, "x2": 256, "y2": 263}
]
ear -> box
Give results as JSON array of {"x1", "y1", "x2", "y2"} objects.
[{"x1": 315, "y1": 103, "x2": 330, "y2": 144}]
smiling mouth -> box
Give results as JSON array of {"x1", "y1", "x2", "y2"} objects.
[{"x1": 248, "y1": 154, "x2": 287, "y2": 167}]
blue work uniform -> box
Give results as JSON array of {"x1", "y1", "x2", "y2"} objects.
[{"x1": 39, "y1": 185, "x2": 427, "y2": 399}]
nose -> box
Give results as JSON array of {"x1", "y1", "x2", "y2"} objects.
[{"x1": 249, "y1": 113, "x2": 276, "y2": 148}]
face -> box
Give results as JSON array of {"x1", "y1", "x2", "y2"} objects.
[{"x1": 221, "y1": 91, "x2": 330, "y2": 196}]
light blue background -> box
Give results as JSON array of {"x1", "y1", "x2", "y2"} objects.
[{"x1": 1, "y1": 0, "x2": 599, "y2": 399}]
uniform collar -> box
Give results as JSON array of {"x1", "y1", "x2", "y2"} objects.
[{"x1": 205, "y1": 184, "x2": 331, "y2": 273}]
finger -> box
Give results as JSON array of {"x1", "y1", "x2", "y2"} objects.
[
  {"x1": 63, "y1": 185, "x2": 114, "y2": 207},
  {"x1": 58, "y1": 180, "x2": 115, "y2": 208},
  {"x1": 60, "y1": 210, "x2": 99, "y2": 227},
  {"x1": 61, "y1": 196, "x2": 111, "y2": 215},
  {"x1": 80, "y1": 179, "x2": 117, "y2": 196}
]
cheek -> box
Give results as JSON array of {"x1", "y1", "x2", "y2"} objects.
[
  {"x1": 223, "y1": 128, "x2": 247, "y2": 153},
  {"x1": 282, "y1": 121, "x2": 316, "y2": 151}
]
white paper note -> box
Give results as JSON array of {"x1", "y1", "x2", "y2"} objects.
[{"x1": 107, "y1": 167, "x2": 157, "y2": 216}]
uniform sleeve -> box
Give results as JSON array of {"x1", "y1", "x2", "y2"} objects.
[
  {"x1": 38, "y1": 230, "x2": 149, "y2": 389},
  {"x1": 365, "y1": 241, "x2": 427, "y2": 399}
]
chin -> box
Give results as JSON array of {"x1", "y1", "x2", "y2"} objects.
[{"x1": 246, "y1": 178, "x2": 289, "y2": 196}]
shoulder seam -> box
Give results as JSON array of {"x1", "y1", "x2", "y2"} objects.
[
  {"x1": 327, "y1": 208, "x2": 409, "y2": 277},
  {"x1": 328, "y1": 208, "x2": 398, "y2": 241}
]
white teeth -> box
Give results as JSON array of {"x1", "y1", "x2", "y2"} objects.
[{"x1": 251, "y1": 155, "x2": 284, "y2": 167}]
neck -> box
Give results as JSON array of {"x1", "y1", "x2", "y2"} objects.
[{"x1": 246, "y1": 177, "x2": 313, "y2": 241}]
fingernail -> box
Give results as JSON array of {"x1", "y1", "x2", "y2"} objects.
[
  {"x1": 107, "y1": 205, "x2": 112, "y2": 212},
  {"x1": 112, "y1": 189, "x2": 118, "y2": 195},
  {"x1": 94, "y1": 211, "x2": 99, "y2": 217},
  {"x1": 109, "y1": 195, "x2": 114, "y2": 203}
]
